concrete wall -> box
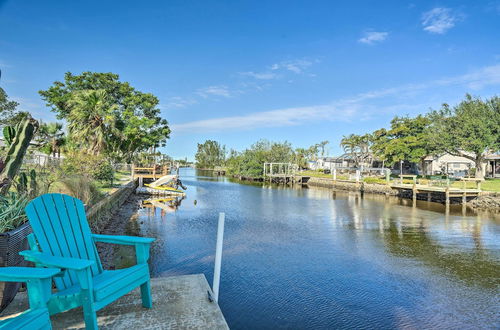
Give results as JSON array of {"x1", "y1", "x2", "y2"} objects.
[
  {"x1": 86, "y1": 180, "x2": 137, "y2": 232},
  {"x1": 306, "y1": 177, "x2": 396, "y2": 195}
]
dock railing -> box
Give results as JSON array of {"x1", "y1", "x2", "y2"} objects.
[{"x1": 131, "y1": 165, "x2": 170, "y2": 180}]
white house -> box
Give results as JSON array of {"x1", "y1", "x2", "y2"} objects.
[
  {"x1": 423, "y1": 152, "x2": 500, "y2": 178},
  {"x1": 422, "y1": 153, "x2": 475, "y2": 177}
]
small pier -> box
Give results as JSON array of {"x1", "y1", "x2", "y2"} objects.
[
  {"x1": 1, "y1": 274, "x2": 228, "y2": 329},
  {"x1": 263, "y1": 162, "x2": 309, "y2": 184},
  {"x1": 132, "y1": 165, "x2": 172, "y2": 181},
  {"x1": 213, "y1": 166, "x2": 227, "y2": 175},
  {"x1": 390, "y1": 175, "x2": 483, "y2": 206}
]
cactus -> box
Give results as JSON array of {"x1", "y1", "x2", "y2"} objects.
[
  {"x1": 29, "y1": 169, "x2": 37, "y2": 196},
  {"x1": 15, "y1": 169, "x2": 38, "y2": 197},
  {"x1": 0, "y1": 117, "x2": 39, "y2": 195},
  {"x1": 16, "y1": 172, "x2": 28, "y2": 194},
  {"x1": 3, "y1": 126, "x2": 16, "y2": 146}
]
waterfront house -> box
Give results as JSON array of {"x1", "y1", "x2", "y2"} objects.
[
  {"x1": 422, "y1": 152, "x2": 500, "y2": 178},
  {"x1": 422, "y1": 153, "x2": 475, "y2": 177},
  {"x1": 485, "y1": 153, "x2": 500, "y2": 178}
]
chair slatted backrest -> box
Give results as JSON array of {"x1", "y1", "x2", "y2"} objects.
[{"x1": 25, "y1": 193, "x2": 103, "y2": 290}]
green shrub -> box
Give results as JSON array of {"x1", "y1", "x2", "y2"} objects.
[
  {"x1": 61, "y1": 152, "x2": 114, "y2": 183},
  {"x1": 92, "y1": 161, "x2": 114, "y2": 183},
  {"x1": 0, "y1": 192, "x2": 29, "y2": 233},
  {"x1": 59, "y1": 175, "x2": 103, "y2": 206}
]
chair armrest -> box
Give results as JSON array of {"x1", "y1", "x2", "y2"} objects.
[
  {"x1": 0, "y1": 267, "x2": 61, "y2": 282},
  {"x1": 92, "y1": 234, "x2": 154, "y2": 246},
  {"x1": 20, "y1": 251, "x2": 94, "y2": 271},
  {"x1": 93, "y1": 234, "x2": 154, "y2": 264}
]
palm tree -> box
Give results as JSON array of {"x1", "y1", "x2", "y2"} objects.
[
  {"x1": 39, "y1": 122, "x2": 65, "y2": 157},
  {"x1": 340, "y1": 134, "x2": 372, "y2": 168},
  {"x1": 65, "y1": 90, "x2": 121, "y2": 155},
  {"x1": 318, "y1": 140, "x2": 329, "y2": 157}
]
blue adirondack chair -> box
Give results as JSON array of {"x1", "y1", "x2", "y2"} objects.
[
  {"x1": 0, "y1": 267, "x2": 60, "y2": 329},
  {"x1": 20, "y1": 193, "x2": 155, "y2": 329}
]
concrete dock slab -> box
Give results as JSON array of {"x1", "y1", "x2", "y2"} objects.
[{"x1": 1, "y1": 274, "x2": 229, "y2": 329}]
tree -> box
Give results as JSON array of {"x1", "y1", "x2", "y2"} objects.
[
  {"x1": 340, "y1": 133, "x2": 372, "y2": 167},
  {"x1": 225, "y1": 140, "x2": 296, "y2": 178},
  {"x1": 39, "y1": 72, "x2": 170, "y2": 161},
  {"x1": 65, "y1": 90, "x2": 120, "y2": 155},
  {"x1": 294, "y1": 148, "x2": 309, "y2": 169},
  {"x1": 371, "y1": 115, "x2": 431, "y2": 170},
  {"x1": 0, "y1": 87, "x2": 29, "y2": 126},
  {"x1": 318, "y1": 140, "x2": 329, "y2": 157},
  {"x1": 195, "y1": 140, "x2": 226, "y2": 169},
  {"x1": 427, "y1": 94, "x2": 500, "y2": 178},
  {"x1": 38, "y1": 122, "x2": 65, "y2": 157}
]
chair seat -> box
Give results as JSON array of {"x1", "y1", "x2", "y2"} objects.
[
  {"x1": 0, "y1": 308, "x2": 50, "y2": 329},
  {"x1": 56, "y1": 264, "x2": 150, "y2": 302}
]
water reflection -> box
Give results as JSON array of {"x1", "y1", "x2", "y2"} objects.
[{"x1": 133, "y1": 169, "x2": 499, "y2": 329}]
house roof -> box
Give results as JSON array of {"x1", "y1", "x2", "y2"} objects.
[{"x1": 485, "y1": 154, "x2": 500, "y2": 160}]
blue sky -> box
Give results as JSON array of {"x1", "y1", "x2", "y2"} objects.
[{"x1": 1, "y1": 0, "x2": 500, "y2": 160}]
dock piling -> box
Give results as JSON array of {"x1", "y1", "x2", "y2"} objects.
[{"x1": 212, "y1": 212, "x2": 225, "y2": 303}]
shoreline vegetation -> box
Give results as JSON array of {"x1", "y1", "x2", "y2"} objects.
[
  {"x1": 196, "y1": 167, "x2": 500, "y2": 211},
  {"x1": 194, "y1": 94, "x2": 499, "y2": 211}
]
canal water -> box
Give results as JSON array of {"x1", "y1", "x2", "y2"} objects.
[{"x1": 133, "y1": 168, "x2": 499, "y2": 329}]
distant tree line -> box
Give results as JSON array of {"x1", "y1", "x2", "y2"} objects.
[
  {"x1": 195, "y1": 94, "x2": 500, "y2": 179},
  {"x1": 195, "y1": 139, "x2": 330, "y2": 178},
  {"x1": 344, "y1": 94, "x2": 500, "y2": 178}
]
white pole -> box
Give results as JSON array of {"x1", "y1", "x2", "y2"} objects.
[{"x1": 213, "y1": 212, "x2": 225, "y2": 302}]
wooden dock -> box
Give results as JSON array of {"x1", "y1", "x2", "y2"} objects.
[
  {"x1": 263, "y1": 163, "x2": 308, "y2": 184},
  {"x1": 132, "y1": 165, "x2": 171, "y2": 181},
  {"x1": 390, "y1": 175, "x2": 483, "y2": 206}
]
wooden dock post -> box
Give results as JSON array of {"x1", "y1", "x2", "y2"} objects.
[
  {"x1": 445, "y1": 187, "x2": 450, "y2": 207},
  {"x1": 333, "y1": 168, "x2": 337, "y2": 181},
  {"x1": 462, "y1": 192, "x2": 467, "y2": 206},
  {"x1": 427, "y1": 192, "x2": 431, "y2": 202}
]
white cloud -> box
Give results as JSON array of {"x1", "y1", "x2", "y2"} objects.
[
  {"x1": 421, "y1": 7, "x2": 460, "y2": 34},
  {"x1": 434, "y1": 64, "x2": 500, "y2": 90},
  {"x1": 172, "y1": 104, "x2": 353, "y2": 133},
  {"x1": 171, "y1": 64, "x2": 500, "y2": 133},
  {"x1": 239, "y1": 71, "x2": 279, "y2": 80},
  {"x1": 12, "y1": 97, "x2": 56, "y2": 121},
  {"x1": 270, "y1": 59, "x2": 315, "y2": 74},
  {"x1": 196, "y1": 85, "x2": 233, "y2": 98},
  {"x1": 160, "y1": 96, "x2": 198, "y2": 110},
  {"x1": 0, "y1": 59, "x2": 11, "y2": 68},
  {"x1": 358, "y1": 31, "x2": 389, "y2": 45}
]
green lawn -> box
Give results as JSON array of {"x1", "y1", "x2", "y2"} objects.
[
  {"x1": 299, "y1": 170, "x2": 345, "y2": 179},
  {"x1": 94, "y1": 170, "x2": 132, "y2": 194},
  {"x1": 446, "y1": 178, "x2": 500, "y2": 192},
  {"x1": 480, "y1": 178, "x2": 500, "y2": 192}
]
